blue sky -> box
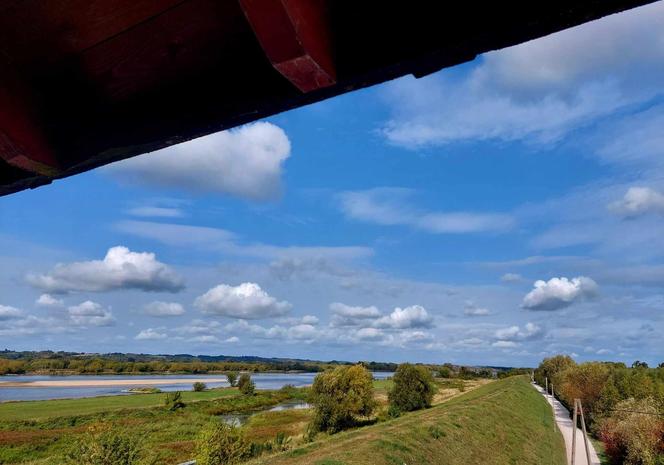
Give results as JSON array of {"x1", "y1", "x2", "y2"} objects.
[{"x1": 2, "y1": 2, "x2": 664, "y2": 366}]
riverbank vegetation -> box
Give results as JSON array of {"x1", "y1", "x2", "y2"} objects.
[
  {"x1": 0, "y1": 350, "x2": 515, "y2": 377},
  {"x1": 0, "y1": 367, "x2": 488, "y2": 464},
  {"x1": 535, "y1": 355, "x2": 664, "y2": 464}
]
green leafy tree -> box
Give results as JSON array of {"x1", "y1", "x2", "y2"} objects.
[
  {"x1": 388, "y1": 363, "x2": 436, "y2": 413},
  {"x1": 164, "y1": 391, "x2": 185, "y2": 411},
  {"x1": 195, "y1": 421, "x2": 251, "y2": 465},
  {"x1": 534, "y1": 354, "x2": 576, "y2": 388},
  {"x1": 558, "y1": 362, "x2": 610, "y2": 425},
  {"x1": 193, "y1": 382, "x2": 207, "y2": 392},
  {"x1": 437, "y1": 366, "x2": 452, "y2": 378},
  {"x1": 309, "y1": 364, "x2": 376, "y2": 433},
  {"x1": 226, "y1": 371, "x2": 239, "y2": 387}
]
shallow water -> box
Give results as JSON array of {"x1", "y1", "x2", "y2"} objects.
[{"x1": 0, "y1": 372, "x2": 392, "y2": 401}]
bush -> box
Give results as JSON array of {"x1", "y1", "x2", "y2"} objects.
[
  {"x1": 309, "y1": 364, "x2": 376, "y2": 433},
  {"x1": 193, "y1": 382, "x2": 207, "y2": 392},
  {"x1": 226, "y1": 371, "x2": 239, "y2": 387},
  {"x1": 238, "y1": 373, "x2": 255, "y2": 395},
  {"x1": 598, "y1": 397, "x2": 664, "y2": 465},
  {"x1": 164, "y1": 391, "x2": 185, "y2": 411},
  {"x1": 66, "y1": 425, "x2": 153, "y2": 465},
  {"x1": 196, "y1": 421, "x2": 251, "y2": 465},
  {"x1": 240, "y1": 379, "x2": 255, "y2": 396},
  {"x1": 387, "y1": 404, "x2": 401, "y2": 418},
  {"x1": 388, "y1": 363, "x2": 436, "y2": 412}
]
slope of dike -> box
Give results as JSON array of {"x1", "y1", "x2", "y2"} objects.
[{"x1": 250, "y1": 375, "x2": 567, "y2": 465}]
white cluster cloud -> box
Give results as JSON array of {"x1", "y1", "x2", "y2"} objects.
[
  {"x1": 68, "y1": 301, "x2": 115, "y2": 327},
  {"x1": 143, "y1": 301, "x2": 185, "y2": 317},
  {"x1": 329, "y1": 302, "x2": 381, "y2": 327},
  {"x1": 35, "y1": 293, "x2": 64, "y2": 307},
  {"x1": 609, "y1": 187, "x2": 664, "y2": 218},
  {"x1": 463, "y1": 302, "x2": 490, "y2": 316},
  {"x1": 374, "y1": 305, "x2": 433, "y2": 329},
  {"x1": 0, "y1": 305, "x2": 22, "y2": 320},
  {"x1": 495, "y1": 322, "x2": 542, "y2": 341},
  {"x1": 522, "y1": 276, "x2": 598, "y2": 311},
  {"x1": 339, "y1": 188, "x2": 513, "y2": 234},
  {"x1": 27, "y1": 246, "x2": 184, "y2": 294},
  {"x1": 331, "y1": 302, "x2": 433, "y2": 329},
  {"x1": 135, "y1": 328, "x2": 168, "y2": 341},
  {"x1": 106, "y1": 122, "x2": 291, "y2": 200},
  {"x1": 380, "y1": 2, "x2": 664, "y2": 148},
  {"x1": 195, "y1": 282, "x2": 292, "y2": 319}
]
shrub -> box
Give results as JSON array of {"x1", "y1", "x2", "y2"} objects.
[
  {"x1": 196, "y1": 421, "x2": 251, "y2": 465},
  {"x1": 387, "y1": 404, "x2": 401, "y2": 418},
  {"x1": 240, "y1": 379, "x2": 255, "y2": 396},
  {"x1": 226, "y1": 371, "x2": 239, "y2": 387},
  {"x1": 164, "y1": 391, "x2": 185, "y2": 411},
  {"x1": 598, "y1": 397, "x2": 664, "y2": 465},
  {"x1": 66, "y1": 425, "x2": 152, "y2": 465},
  {"x1": 193, "y1": 382, "x2": 207, "y2": 392},
  {"x1": 309, "y1": 364, "x2": 376, "y2": 433},
  {"x1": 388, "y1": 363, "x2": 436, "y2": 412},
  {"x1": 238, "y1": 373, "x2": 255, "y2": 395}
]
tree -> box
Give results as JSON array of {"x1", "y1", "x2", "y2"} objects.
[
  {"x1": 388, "y1": 363, "x2": 436, "y2": 413},
  {"x1": 226, "y1": 371, "x2": 239, "y2": 387},
  {"x1": 239, "y1": 374, "x2": 255, "y2": 396},
  {"x1": 632, "y1": 360, "x2": 649, "y2": 369},
  {"x1": 437, "y1": 366, "x2": 452, "y2": 378},
  {"x1": 164, "y1": 391, "x2": 185, "y2": 411},
  {"x1": 309, "y1": 364, "x2": 376, "y2": 433},
  {"x1": 193, "y1": 382, "x2": 207, "y2": 392},
  {"x1": 534, "y1": 354, "x2": 576, "y2": 387},
  {"x1": 195, "y1": 421, "x2": 251, "y2": 465},
  {"x1": 558, "y1": 362, "x2": 610, "y2": 425}
]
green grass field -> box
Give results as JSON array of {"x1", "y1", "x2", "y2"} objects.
[
  {"x1": 249, "y1": 376, "x2": 566, "y2": 465},
  {"x1": 0, "y1": 388, "x2": 238, "y2": 422},
  {"x1": 0, "y1": 388, "x2": 304, "y2": 464}
]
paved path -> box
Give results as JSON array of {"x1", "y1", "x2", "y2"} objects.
[{"x1": 534, "y1": 383, "x2": 600, "y2": 465}]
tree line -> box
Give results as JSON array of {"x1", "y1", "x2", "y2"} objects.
[{"x1": 535, "y1": 355, "x2": 664, "y2": 464}]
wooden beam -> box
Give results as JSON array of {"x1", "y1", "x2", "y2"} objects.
[
  {"x1": 239, "y1": 0, "x2": 335, "y2": 93},
  {"x1": 0, "y1": 63, "x2": 60, "y2": 176}
]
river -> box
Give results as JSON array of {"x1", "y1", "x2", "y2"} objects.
[{"x1": 0, "y1": 372, "x2": 393, "y2": 401}]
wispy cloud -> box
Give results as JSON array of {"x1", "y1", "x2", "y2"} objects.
[{"x1": 338, "y1": 188, "x2": 514, "y2": 234}]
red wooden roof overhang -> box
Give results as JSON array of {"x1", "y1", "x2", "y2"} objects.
[{"x1": 0, "y1": 0, "x2": 655, "y2": 196}]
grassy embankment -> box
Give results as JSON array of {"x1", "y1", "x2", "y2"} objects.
[{"x1": 250, "y1": 375, "x2": 566, "y2": 465}]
